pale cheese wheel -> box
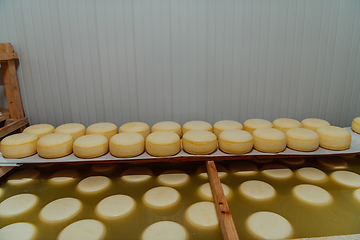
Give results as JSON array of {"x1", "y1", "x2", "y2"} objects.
[
  {"x1": 58, "y1": 219, "x2": 106, "y2": 240},
  {"x1": 318, "y1": 157, "x2": 348, "y2": 169},
  {"x1": 86, "y1": 122, "x2": 118, "y2": 140},
  {"x1": 96, "y1": 195, "x2": 135, "y2": 219},
  {"x1": 198, "y1": 183, "x2": 231, "y2": 201},
  {"x1": 143, "y1": 186, "x2": 180, "y2": 209},
  {"x1": 146, "y1": 132, "x2": 181, "y2": 157},
  {"x1": 7, "y1": 169, "x2": 40, "y2": 185},
  {"x1": 316, "y1": 126, "x2": 351, "y2": 150},
  {"x1": 252, "y1": 128, "x2": 286, "y2": 153},
  {"x1": 246, "y1": 211, "x2": 293, "y2": 239},
  {"x1": 182, "y1": 120, "x2": 212, "y2": 134},
  {"x1": 273, "y1": 118, "x2": 302, "y2": 133},
  {"x1": 229, "y1": 161, "x2": 258, "y2": 176},
  {"x1": 157, "y1": 170, "x2": 189, "y2": 187},
  {"x1": 109, "y1": 133, "x2": 144, "y2": 158},
  {"x1": 23, "y1": 124, "x2": 54, "y2": 138},
  {"x1": 92, "y1": 164, "x2": 116, "y2": 173},
  {"x1": 55, "y1": 123, "x2": 86, "y2": 140},
  {"x1": 185, "y1": 202, "x2": 219, "y2": 229},
  {"x1": 285, "y1": 128, "x2": 319, "y2": 152},
  {"x1": 73, "y1": 134, "x2": 108, "y2": 158},
  {"x1": 151, "y1": 121, "x2": 182, "y2": 137},
  {"x1": 37, "y1": 133, "x2": 73, "y2": 158},
  {"x1": 76, "y1": 176, "x2": 111, "y2": 194},
  {"x1": 218, "y1": 130, "x2": 253, "y2": 154},
  {"x1": 49, "y1": 169, "x2": 78, "y2": 184},
  {"x1": 197, "y1": 164, "x2": 228, "y2": 179},
  {"x1": 261, "y1": 164, "x2": 293, "y2": 179},
  {"x1": 213, "y1": 120, "x2": 243, "y2": 138},
  {"x1": 239, "y1": 180, "x2": 276, "y2": 201},
  {"x1": 351, "y1": 117, "x2": 360, "y2": 134},
  {"x1": 292, "y1": 184, "x2": 332, "y2": 205},
  {"x1": 121, "y1": 167, "x2": 152, "y2": 183},
  {"x1": 119, "y1": 122, "x2": 150, "y2": 140},
  {"x1": 301, "y1": 118, "x2": 330, "y2": 131},
  {"x1": 1, "y1": 133, "x2": 38, "y2": 158},
  {"x1": 0, "y1": 194, "x2": 38, "y2": 217},
  {"x1": 354, "y1": 189, "x2": 360, "y2": 201},
  {"x1": 182, "y1": 130, "x2": 217, "y2": 155},
  {"x1": 243, "y1": 119, "x2": 273, "y2": 134},
  {"x1": 0, "y1": 222, "x2": 37, "y2": 240},
  {"x1": 330, "y1": 171, "x2": 360, "y2": 188},
  {"x1": 295, "y1": 167, "x2": 328, "y2": 183},
  {"x1": 40, "y1": 198, "x2": 82, "y2": 223},
  {"x1": 141, "y1": 221, "x2": 188, "y2": 240}
]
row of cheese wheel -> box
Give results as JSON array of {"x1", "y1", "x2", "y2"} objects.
[{"x1": 1, "y1": 117, "x2": 359, "y2": 159}]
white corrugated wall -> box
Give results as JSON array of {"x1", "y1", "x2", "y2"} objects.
[{"x1": 0, "y1": 0, "x2": 359, "y2": 128}]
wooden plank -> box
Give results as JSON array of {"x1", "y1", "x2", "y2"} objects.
[
  {"x1": 0, "y1": 52, "x2": 18, "y2": 61},
  {"x1": 0, "y1": 43, "x2": 6, "y2": 52},
  {"x1": 206, "y1": 160, "x2": 239, "y2": 240},
  {"x1": 0, "y1": 117, "x2": 28, "y2": 138},
  {"x1": 0, "y1": 111, "x2": 10, "y2": 122}
]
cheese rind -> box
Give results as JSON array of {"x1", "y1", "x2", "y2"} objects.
[
  {"x1": 86, "y1": 122, "x2": 118, "y2": 140},
  {"x1": 37, "y1": 133, "x2": 73, "y2": 158},
  {"x1": 351, "y1": 117, "x2": 360, "y2": 134},
  {"x1": 330, "y1": 171, "x2": 360, "y2": 188},
  {"x1": 252, "y1": 128, "x2": 286, "y2": 153},
  {"x1": 146, "y1": 132, "x2": 181, "y2": 157},
  {"x1": 273, "y1": 118, "x2": 302, "y2": 133},
  {"x1": 40, "y1": 198, "x2": 82, "y2": 223},
  {"x1": 213, "y1": 120, "x2": 243, "y2": 138},
  {"x1": 119, "y1": 122, "x2": 150, "y2": 140},
  {"x1": 23, "y1": 124, "x2": 54, "y2": 138},
  {"x1": 109, "y1": 133, "x2": 144, "y2": 158},
  {"x1": 218, "y1": 130, "x2": 253, "y2": 154},
  {"x1": 57, "y1": 219, "x2": 106, "y2": 240},
  {"x1": 73, "y1": 134, "x2": 108, "y2": 158},
  {"x1": 143, "y1": 186, "x2": 180, "y2": 209},
  {"x1": 141, "y1": 221, "x2": 188, "y2": 240},
  {"x1": 0, "y1": 222, "x2": 37, "y2": 240},
  {"x1": 0, "y1": 194, "x2": 39, "y2": 217},
  {"x1": 185, "y1": 202, "x2": 219, "y2": 229},
  {"x1": 239, "y1": 180, "x2": 276, "y2": 201},
  {"x1": 55, "y1": 123, "x2": 86, "y2": 140},
  {"x1": 301, "y1": 118, "x2": 330, "y2": 131},
  {"x1": 76, "y1": 176, "x2": 111, "y2": 194},
  {"x1": 285, "y1": 128, "x2": 319, "y2": 152},
  {"x1": 1, "y1": 133, "x2": 38, "y2": 158},
  {"x1": 243, "y1": 119, "x2": 273, "y2": 134},
  {"x1": 182, "y1": 130, "x2": 217, "y2": 155},
  {"x1": 182, "y1": 121, "x2": 212, "y2": 134},
  {"x1": 316, "y1": 126, "x2": 351, "y2": 150},
  {"x1": 151, "y1": 121, "x2": 182, "y2": 137},
  {"x1": 96, "y1": 195, "x2": 135, "y2": 219},
  {"x1": 292, "y1": 184, "x2": 332, "y2": 205},
  {"x1": 295, "y1": 167, "x2": 328, "y2": 183}
]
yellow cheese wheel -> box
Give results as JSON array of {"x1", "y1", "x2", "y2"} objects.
[
  {"x1": 285, "y1": 128, "x2": 319, "y2": 152},
  {"x1": 213, "y1": 120, "x2": 243, "y2": 138},
  {"x1": 243, "y1": 119, "x2": 273, "y2": 134},
  {"x1": 23, "y1": 124, "x2": 54, "y2": 138},
  {"x1": 119, "y1": 122, "x2": 150, "y2": 140},
  {"x1": 55, "y1": 123, "x2": 86, "y2": 140},
  {"x1": 151, "y1": 121, "x2": 182, "y2": 137},
  {"x1": 273, "y1": 118, "x2": 302, "y2": 133},
  {"x1": 146, "y1": 132, "x2": 181, "y2": 157},
  {"x1": 109, "y1": 133, "x2": 144, "y2": 158},
  {"x1": 316, "y1": 126, "x2": 351, "y2": 150},
  {"x1": 252, "y1": 128, "x2": 286, "y2": 153},
  {"x1": 301, "y1": 118, "x2": 330, "y2": 131},
  {"x1": 73, "y1": 134, "x2": 108, "y2": 158},
  {"x1": 352, "y1": 117, "x2": 360, "y2": 134},
  {"x1": 1, "y1": 133, "x2": 38, "y2": 158},
  {"x1": 86, "y1": 122, "x2": 118, "y2": 140},
  {"x1": 37, "y1": 133, "x2": 73, "y2": 158},
  {"x1": 218, "y1": 130, "x2": 253, "y2": 155},
  {"x1": 182, "y1": 121, "x2": 212, "y2": 134},
  {"x1": 182, "y1": 130, "x2": 217, "y2": 155}
]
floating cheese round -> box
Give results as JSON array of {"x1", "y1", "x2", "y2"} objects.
[
  {"x1": 86, "y1": 122, "x2": 118, "y2": 140},
  {"x1": 316, "y1": 126, "x2": 351, "y2": 150},
  {"x1": 218, "y1": 130, "x2": 253, "y2": 154},
  {"x1": 76, "y1": 176, "x2": 111, "y2": 194},
  {"x1": 121, "y1": 167, "x2": 152, "y2": 183},
  {"x1": 92, "y1": 164, "x2": 116, "y2": 173},
  {"x1": 243, "y1": 119, "x2": 273, "y2": 134},
  {"x1": 354, "y1": 189, "x2": 360, "y2": 201},
  {"x1": 261, "y1": 164, "x2": 293, "y2": 179},
  {"x1": 151, "y1": 121, "x2": 182, "y2": 137},
  {"x1": 246, "y1": 211, "x2": 293, "y2": 239},
  {"x1": 1, "y1": 133, "x2": 38, "y2": 158},
  {"x1": 185, "y1": 202, "x2": 219, "y2": 229},
  {"x1": 37, "y1": 133, "x2": 73, "y2": 158},
  {"x1": 198, "y1": 183, "x2": 231, "y2": 201},
  {"x1": 143, "y1": 186, "x2": 180, "y2": 209},
  {"x1": 213, "y1": 120, "x2": 243, "y2": 138},
  {"x1": 55, "y1": 123, "x2": 86, "y2": 140},
  {"x1": 330, "y1": 171, "x2": 360, "y2": 188},
  {"x1": 273, "y1": 118, "x2": 302, "y2": 133},
  {"x1": 285, "y1": 128, "x2": 319, "y2": 152},
  {"x1": 119, "y1": 122, "x2": 150, "y2": 140},
  {"x1": 182, "y1": 130, "x2": 217, "y2": 155},
  {"x1": 280, "y1": 158, "x2": 305, "y2": 165},
  {"x1": 157, "y1": 170, "x2": 189, "y2": 187},
  {"x1": 40, "y1": 198, "x2": 82, "y2": 223},
  {"x1": 0, "y1": 222, "x2": 37, "y2": 240},
  {"x1": 352, "y1": 117, "x2": 360, "y2": 134},
  {"x1": 7, "y1": 169, "x2": 40, "y2": 185},
  {"x1": 318, "y1": 157, "x2": 348, "y2": 169},
  {"x1": 58, "y1": 219, "x2": 106, "y2": 240},
  {"x1": 0, "y1": 194, "x2": 38, "y2": 217},
  {"x1": 23, "y1": 124, "x2": 54, "y2": 138},
  {"x1": 301, "y1": 118, "x2": 330, "y2": 131},
  {"x1": 252, "y1": 128, "x2": 286, "y2": 153},
  {"x1": 73, "y1": 134, "x2": 108, "y2": 158},
  {"x1": 141, "y1": 221, "x2": 188, "y2": 240},
  {"x1": 182, "y1": 120, "x2": 212, "y2": 134},
  {"x1": 239, "y1": 180, "x2": 276, "y2": 201},
  {"x1": 96, "y1": 195, "x2": 135, "y2": 219},
  {"x1": 295, "y1": 167, "x2": 327, "y2": 183},
  {"x1": 197, "y1": 164, "x2": 228, "y2": 179},
  {"x1": 229, "y1": 161, "x2": 258, "y2": 176},
  {"x1": 109, "y1": 133, "x2": 144, "y2": 158},
  {"x1": 292, "y1": 184, "x2": 332, "y2": 205},
  {"x1": 49, "y1": 169, "x2": 78, "y2": 184},
  {"x1": 146, "y1": 132, "x2": 181, "y2": 157}
]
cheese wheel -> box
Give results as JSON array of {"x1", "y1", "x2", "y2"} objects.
[
  {"x1": 243, "y1": 119, "x2": 273, "y2": 134},
  {"x1": 37, "y1": 133, "x2": 73, "y2": 158},
  {"x1": 73, "y1": 134, "x2": 108, "y2": 158},
  {"x1": 273, "y1": 118, "x2": 302, "y2": 133},
  {"x1": 295, "y1": 167, "x2": 328, "y2": 183},
  {"x1": 92, "y1": 164, "x2": 116, "y2": 173},
  {"x1": 213, "y1": 120, "x2": 243, "y2": 138},
  {"x1": 239, "y1": 180, "x2": 276, "y2": 201},
  {"x1": 280, "y1": 158, "x2": 305, "y2": 165},
  {"x1": 0, "y1": 194, "x2": 38, "y2": 217},
  {"x1": 330, "y1": 171, "x2": 360, "y2": 188},
  {"x1": 354, "y1": 189, "x2": 360, "y2": 201},
  {"x1": 119, "y1": 122, "x2": 150, "y2": 140},
  {"x1": 252, "y1": 128, "x2": 286, "y2": 153},
  {"x1": 197, "y1": 164, "x2": 228, "y2": 179},
  {"x1": 1, "y1": 133, "x2": 38, "y2": 158},
  {"x1": 292, "y1": 184, "x2": 332, "y2": 205},
  {"x1": 7, "y1": 169, "x2": 40, "y2": 185},
  {"x1": 261, "y1": 164, "x2": 293, "y2": 179},
  {"x1": 218, "y1": 130, "x2": 253, "y2": 154},
  {"x1": 151, "y1": 121, "x2": 182, "y2": 137},
  {"x1": 246, "y1": 211, "x2": 293, "y2": 239},
  {"x1": 23, "y1": 124, "x2": 54, "y2": 138},
  {"x1": 109, "y1": 133, "x2": 144, "y2": 158},
  {"x1": 157, "y1": 170, "x2": 189, "y2": 187},
  {"x1": 318, "y1": 157, "x2": 348, "y2": 169},
  {"x1": 121, "y1": 167, "x2": 152, "y2": 183},
  {"x1": 301, "y1": 118, "x2": 330, "y2": 131},
  {"x1": 182, "y1": 120, "x2": 212, "y2": 134},
  {"x1": 0, "y1": 222, "x2": 37, "y2": 240},
  {"x1": 40, "y1": 198, "x2": 82, "y2": 223},
  {"x1": 141, "y1": 221, "x2": 188, "y2": 240},
  {"x1": 146, "y1": 132, "x2": 181, "y2": 157},
  {"x1": 316, "y1": 126, "x2": 351, "y2": 150},
  {"x1": 351, "y1": 117, "x2": 360, "y2": 134},
  {"x1": 77, "y1": 176, "x2": 111, "y2": 194},
  {"x1": 49, "y1": 169, "x2": 78, "y2": 184},
  {"x1": 143, "y1": 186, "x2": 180, "y2": 209},
  {"x1": 86, "y1": 122, "x2": 118, "y2": 140},
  {"x1": 229, "y1": 161, "x2": 258, "y2": 176},
  {"x1": 55, "y1": 123, "x2": 86, "y2": 140},
  {"x1": 96, "y1": 195, "x2": 135, "y2": 219},
  {"x1": 185, "y1": 202, "x2": 219, "y2": 229},
  {"x1": 182, "y1": 130, "x2": 217, "y2": 155},
  {"x1": 58, "y1": 219, "x2": 106, "y2": 240},
  {"x1": 285, "y1": 128, "x2": 319, "y2": 152},
  {"x1": 198, "y1": 183, "x2": 231, "y2": 201}
]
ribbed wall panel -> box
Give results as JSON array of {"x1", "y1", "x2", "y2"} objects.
[{"x1": 0, "y1": 0, "x2": 359, "y2": 128}]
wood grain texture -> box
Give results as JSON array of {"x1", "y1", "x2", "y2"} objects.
[{"x1": 0, "y1": 117, "x2": 28, "y2": 138}]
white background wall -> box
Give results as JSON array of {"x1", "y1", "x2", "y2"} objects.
[{"x1": 0, "y1": 0, "x2": 359, "y2": 128}]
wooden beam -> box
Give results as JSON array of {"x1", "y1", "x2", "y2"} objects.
[
  {"x1": 0, "y1": 117, "x2": 28, "y2": 138},
  {"x1": 0, "y1": 52, "x2": 18, "y2": 61}
]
